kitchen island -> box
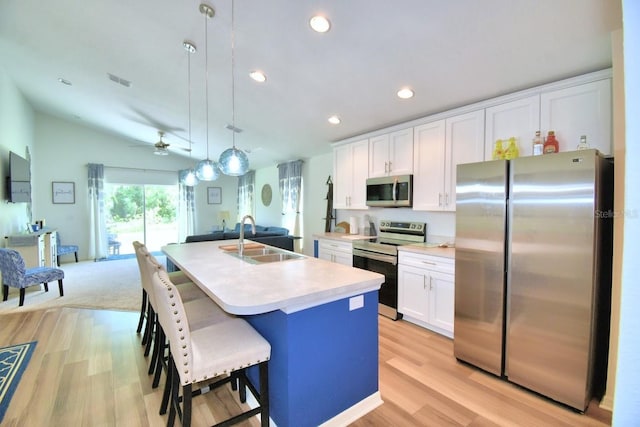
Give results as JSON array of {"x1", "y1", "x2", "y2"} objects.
[{"x1": 162, "y1": 240, "x2": 385, "y2": 427}]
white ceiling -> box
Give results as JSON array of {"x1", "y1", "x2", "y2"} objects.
[{"x1": 0, "y1": 0, "x2": 622, "y2": 170}]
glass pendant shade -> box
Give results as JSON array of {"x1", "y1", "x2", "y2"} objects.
[
  {"x1": 195, "y1": 158, "x2": 220, "y2": 181},
  {"x1": 219, "y1": 147, "x2": 249, "y2": 176},
  {"x1": 180, "y1": 168, "x2": 199, "y2": 186}
]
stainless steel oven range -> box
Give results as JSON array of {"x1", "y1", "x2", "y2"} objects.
[{"x1": 352, "y1": 220, "x2": 426, "y2": 320}]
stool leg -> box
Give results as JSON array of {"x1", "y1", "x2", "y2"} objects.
[
  {"x1": 144, "y1": 310, "x2": 154, "y2": 357},
  {"x1": 44, "y1": 282, "x2": 49, "y2": 292},
  {"x1": 259, "y1": 362, "x2": 270, "y2": 427},
  {"x1": 136, "y1": 289, "x2": 147, "y2": 334},
  {"x1": 58, "y1": 279, "x2": 64, "y2": 297},
  {"x1": 57, "y1": 255, "x2": 61, "y2": 267},
  {"x1": 160, "y1": 349, "x2": 172, "y2": 415},
  {"x1": 74, "y1": 252, "x2": 78, "y2": 262},
  {"x1": 19, "y1": 288, "x2": 25, "y2": 306},
  {"x1": 182, "y1": 383, "x2": 192, "y2": 427},
  {"x1": 168, "y1": 359, "x2": 179, "y2": 427},
  {"x1": 142, "y1": 303, "x2": 153, "y2": 347},
  {"x1": 3, "y1": 284, "x2": 8, "y2": 301}
]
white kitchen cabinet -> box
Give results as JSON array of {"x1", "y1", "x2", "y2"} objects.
[
  {"x1": 412, "y1": 120, "x2": 446, "y2": 211},
  {"x1": 444, "y1": 110, "x2": 485, "y2": 210},
  {"x1": 333, "y1": 139, "x2": 369, "y2": 209},
  {"x1": 540, "y1": 79, "x2": 612, "y2": 155},
  {"x1": 413, "y1": 110, "x2": 484, "y2": 211},
  {"x1": 368, "y1": 128, "x2": 414, "y2": 177},
  {"x1": 398, "y1": 251, "x2": 454, "y2": 337},
  {"x1": 484, "y1": 95, "x2": 541, "y2": 160},
  {"x1": 317, "y1": 238, "x2": 353, "y2": 266}
]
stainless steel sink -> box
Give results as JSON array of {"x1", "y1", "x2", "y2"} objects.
[
  {"x1": 235, "y1": 248, "x2": 281, "y2": 256},
  {"x1": 249, "y1": 252, "x2": 305, "y2": 263},
  {"x1": 226, "y1": 248, "x2": 306, "y2": 264}
]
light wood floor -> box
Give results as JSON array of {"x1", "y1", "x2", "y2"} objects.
[{"x1": 0, "y1": 307, "x2": 611, "y2": 426}]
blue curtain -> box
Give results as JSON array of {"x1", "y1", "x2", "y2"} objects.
[
  {"x1": 278, "y1": 160, "x2": 303, "y2": 249},
  {"x1": 178, "y1": 171, "x2": 196, "y2": 242},
  {"x1": 237, "y1": 170, "x2": 255, "y2": 222},
  {"x1": 87, "y1": 163, "x2": 107, "y2": 260}
]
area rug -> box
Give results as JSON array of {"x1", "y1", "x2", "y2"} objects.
[
  {"x1": 0, "y1": 341, "x2": 36, "y2": 422},
  {"x1": 0, "y1": 256, "x2": 150, "y2": 314}
]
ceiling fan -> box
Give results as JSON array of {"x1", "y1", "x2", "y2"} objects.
[{"x1": 151, "y1": 131, "x2": 192, "y2": 156}]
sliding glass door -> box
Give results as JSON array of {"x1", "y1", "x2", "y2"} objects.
[{"x1": 105, "y1": 183, "x2": 179, "y2": 256}]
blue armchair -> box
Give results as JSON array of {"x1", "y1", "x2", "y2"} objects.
[
  {"x1": 56, "y1": 232, "x2": 79, "y2": 266},
  {"x1": 0, "y1": 248, "x2": 65, "y2": 306}
]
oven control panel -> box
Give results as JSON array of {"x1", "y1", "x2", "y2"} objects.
[{"x1": 379, "y1": 220, "x2": 426, "y2": 235}]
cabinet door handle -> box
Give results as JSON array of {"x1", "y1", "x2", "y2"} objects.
[
  {"x1": 429, "y1": 276, "x2": 433, "y2": 291},
  {"x1": 445, "y1": 193, "x2": 450, "y2": 206},
  {"x1": 423, "y1": 275, "x2": 427, "y2": 290},
  {"x1": 384, "y1": 161, "x2": 388, "y2": 173},
  {"x1": 439, "y1": 193, "x2": 443, "y2": 206},
  {"x1": 421, "y1": 260, "x2": 437, "y2": 266},
  {"x1": 388, "y1": 161, "x2": 392, "y2": 173}
]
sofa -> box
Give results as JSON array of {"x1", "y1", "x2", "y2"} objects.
[{"x1": 185, "y1": 223, "x2": 293, "y2": 251}]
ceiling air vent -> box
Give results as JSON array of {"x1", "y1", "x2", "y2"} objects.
[
  {"x1": 107, "y1": 73, "x2": 132, "y2": 88},
  {"x1": 225, "y1": 124, "x2": 243, "y2": 133}
]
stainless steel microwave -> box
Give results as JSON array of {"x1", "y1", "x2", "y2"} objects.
[{"x1": 365, "y1": 174, "x2": 413, "y2": 207}]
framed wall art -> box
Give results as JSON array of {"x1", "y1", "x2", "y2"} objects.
[
  {"x1": 207, "y1": 187, "x2": 222, "y2": 204},
  {"x1": 52, "y1": 181, "x2": 75, "y2": 204}
]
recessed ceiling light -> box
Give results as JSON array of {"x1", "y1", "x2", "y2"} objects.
[
  {"x1": 310, "y1": 15, "x2": 331, "y2": 33},
  {"x1": 328, "y1": 115, "x2": 341, "y2": 125},
  {"x1": 397, "y1": 87, "x2": 414, "y2": 99},
  {"x1": 249, "y1": 70, "x2": 267, "y2": 83},
  {"x1": 58, "y1": 78, "x2": 72, "y2": 86}
]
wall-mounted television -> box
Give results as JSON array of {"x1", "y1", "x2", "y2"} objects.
[{"x1": 6, "y1": 151, "x2": 31, "y2": 203}]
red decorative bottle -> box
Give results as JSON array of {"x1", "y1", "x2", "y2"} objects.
[{"x1": 543, "y1": 131, "x2": 559, "y2": 154}]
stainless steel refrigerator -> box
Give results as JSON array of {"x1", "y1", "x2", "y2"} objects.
[{"x1": 454, "y1": 149, "x2": 613, "y2": 412}]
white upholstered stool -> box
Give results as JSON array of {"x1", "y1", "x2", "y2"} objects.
[{"x1": 152, "y1": 269, "x2": 271, "y2": 427}]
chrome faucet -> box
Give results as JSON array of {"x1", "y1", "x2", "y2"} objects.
[{"x1": 238, "y1": 215, "x2": 256, "y2": 257}]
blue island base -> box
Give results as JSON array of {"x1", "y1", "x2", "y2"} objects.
[{"x1": 246, "y1": 290, "x2": 380, "y2": 427}]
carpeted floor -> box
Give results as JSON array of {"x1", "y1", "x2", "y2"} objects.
[{"x1": 0, "y1": 256, "x2": 149, "y2": 314}]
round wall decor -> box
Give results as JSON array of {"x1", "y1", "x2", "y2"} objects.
[{"x1": 261, "y1": 184, "x2": 272, "y2": 206}]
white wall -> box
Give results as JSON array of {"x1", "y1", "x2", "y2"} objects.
[
  {"x1": 302, "y1": 153, "x2": 333, "y2": 255},
  {"x1": 193, "y1": 173, "x2": 239, "y2": 234},
  {"x1": 254, "y1": 166, "x2": 282, "y2": 226},
  {"x1": 0, "y1": 68, "x2": 35, "y2": 237},
  {"x1": 31, "y1": 112, "x2": 203, "y2": 259}
]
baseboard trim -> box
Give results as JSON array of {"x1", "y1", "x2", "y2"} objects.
[
  {"x1": 245, "y1": 389, "x2": 383, "y2": 427},
  {"x1": 599, "y1": 393, "x2": 614, "y2": 411},
  {"x1": 319, "y1": 391, "x2": 384, "y2": 427}
]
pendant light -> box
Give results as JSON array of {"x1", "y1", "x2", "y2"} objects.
[
  {"x1": 195, "y1": 3, "x2": 220, "y2": 181},
  {"x1": 181, "y1": 40, "x2": 199, "y2": 187},
  {"x1": 218, "y1": 0, "x2": 250, "y2": 176}
]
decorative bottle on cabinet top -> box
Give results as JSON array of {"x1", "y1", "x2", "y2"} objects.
[
  {"x1": 543, "y1": 131, "x2": 559, "y2": 154},
  {"x1": 504, "y1": 137, "x2": 519, "y2": 159},
  {"x1": 577, "y1": 135, "x2": 590, "y2": 150},
  {"x1": 492, "y1": 139, "x2": 504, "y2": 160},
  {"x1": 532, "y1": 131, "x2": 544, "y2": 156}
]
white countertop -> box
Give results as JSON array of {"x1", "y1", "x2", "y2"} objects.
[
  {"x1": 313, "y1": 232, "x2": 374, "y2": 242},
  {"x1": 398, "y1": 243, "x2": 456, "y2": 259},
  {"x1": 162, "y1": 240, "x2": 384, "y2": 315}
]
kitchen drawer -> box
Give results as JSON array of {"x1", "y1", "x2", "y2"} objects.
[
  {"x1": 318, "y1": 239, "x2": 352, "y2": 254},
  {"x1": 399, "y1": 251, "x2": 454, "y2": 274}
]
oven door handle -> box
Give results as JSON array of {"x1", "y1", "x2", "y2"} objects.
[{"x1": 353, "y1": 248, "x2": 397, "y2": 265}]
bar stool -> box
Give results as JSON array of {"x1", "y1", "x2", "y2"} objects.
[
  {"x1": 142, "y1": 250, "x2": 235, "y2": 391},
  {"x1": 151, "y1": 269, "x2": 271, "y2": 427},
  {"x1": 133, "y1": 242, "x2": 203, "y2": 346}
]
